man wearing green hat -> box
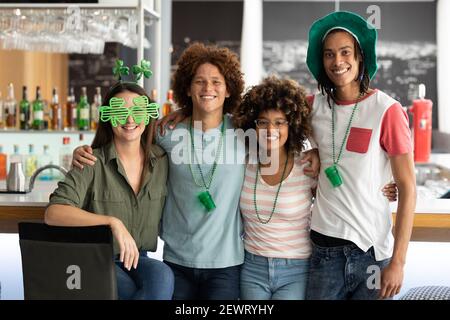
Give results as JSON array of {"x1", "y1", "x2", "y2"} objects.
[{"x1": 305, "y1": 11, "x2": 416, "y2": 300}]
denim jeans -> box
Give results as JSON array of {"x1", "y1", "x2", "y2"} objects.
[
  {"x1": 164, "y1": 261, "x2": 241, "y2": 300},
  {"x1": 306, "y1": 242, "x2": 390, "y2": 300},
  {"x1": 115, "y1": 252, "x2": 174, "y2": 300},
  {"x1": 240, "y1": 250, "x2": 310, "y2": 300}
]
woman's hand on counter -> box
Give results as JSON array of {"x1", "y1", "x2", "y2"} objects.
[
  {"x1": 109, "y1": 216, "x2": 139, "y2": 271},
  {"x1": 73, "y1": 145, "x2": 97, "y2": 169}
]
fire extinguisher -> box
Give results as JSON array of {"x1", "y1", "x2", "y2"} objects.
[{"x1": 408, "y1": 84, "x2": 433, "y2": 163}]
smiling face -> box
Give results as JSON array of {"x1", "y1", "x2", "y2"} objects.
[
  {"x1": 111, "y1": 90, "x2": 146, "y2": 143},
  {"x1": 256, "y1": 109, "x2": 289, "y2": 153},
  {"x1": 188, "y1": 62, "x2": 230, "y2": 115},
  {"x1": 322, "y1": 30, "x2": 362, "y2": 93}
]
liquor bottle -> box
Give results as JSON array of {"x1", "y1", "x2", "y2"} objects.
[
  {"x1": 25, "y1": 144, "x2": 38, "y2": 178},
  {"x1": 0, "y1": 145, "x2": 7, "y2": 180},
  {"x1": 60, "y1": 137, "x2": 72, "y2": 171},
  {"x1": 162, "y1": 90, "x2": 175, "y2": 117},
  {"x1": 10, "y1": 144, "x2": 24, "y2": 168},
  {"x1": 4, "y1": 83, "x2": 16, "y2": 129},
  {"x1": 38, "y1": 145, "x2": 53, "y2": 181},
  {"x1": 0, "y1": 90, "x2": 4, "y2": 129},
  {"x1": 90, "y1": 86, "x2": 101, "y2": 130},
  {"x1": 66, "y1": 87, "x2": 77, "y2": 130},
  {"x1": 20, "y1": 86, "x2": 31, "y2": 130},
  {"x1": 50, "y1": 87, "x2": 62, "y2": 130},
  {"x1": 150, "y1": 89, "x2": 158, "y2": 103},
  {"x1": 77, "y1": 86, "x2": 90, "y2": 131},
  {"x1": 32, "y1": 86, "x2": 44, "y2": 130}
]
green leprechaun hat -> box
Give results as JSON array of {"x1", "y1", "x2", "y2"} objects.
[{"x1": 306, "y1": 11, "x2": 378, "y2": 81}]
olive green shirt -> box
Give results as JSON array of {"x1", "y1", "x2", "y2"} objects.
[{"x1": 49, "y1": 142, "x2": 168, "y2": 255}]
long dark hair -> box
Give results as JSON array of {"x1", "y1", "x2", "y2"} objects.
[
  {"x1": 317, "y1": 29, "x2": 370, "y2": 107},
  {"x1": 91, "y1": 82, "x2": 157, "y2": 182}
]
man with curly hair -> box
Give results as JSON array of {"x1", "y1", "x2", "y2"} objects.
[
  {"x1": 305, "y1": 11, "x2": 416, "y2": 300},
  {"x1": 154, "y1": 43, "x2": 246, "y2": 300}
]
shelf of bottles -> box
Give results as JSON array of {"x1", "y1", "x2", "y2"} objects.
[
  {"x1": 0, "y1": 83, "x2": 178, "y2": 181},
  {"x1": 0, "y1": 83, "x2": 102, "y2": 132},
  {"x1": 0, "y1": 82, "x2": 101, "y2": 181}
]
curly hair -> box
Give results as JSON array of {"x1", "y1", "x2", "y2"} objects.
[
  {"x1": 232, "y1": 76, "x2": 312, "y2": 155},
  {"x1": 172, "y1": 42, "x2": 244, "y2": 116}
]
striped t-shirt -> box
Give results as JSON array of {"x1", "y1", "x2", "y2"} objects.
[{"x1": 240, "y1": 156, "x2": 317, "y2": 259}]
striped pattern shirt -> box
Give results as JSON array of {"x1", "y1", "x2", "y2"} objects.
[{"x1": 240, "y1": 156, "x2": 316, "y2": 259}]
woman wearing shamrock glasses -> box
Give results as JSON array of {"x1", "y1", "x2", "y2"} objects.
[
  {"x1": 45, "y1": 81, "x2": 175, "y2": 300},
  {"x1": 304, "y1": 11, "x2": 416, "y2": 300}
]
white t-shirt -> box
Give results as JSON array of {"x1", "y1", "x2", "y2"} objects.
[{"x1": 309, "y1": 89, "x2": 412, "y2": 261}]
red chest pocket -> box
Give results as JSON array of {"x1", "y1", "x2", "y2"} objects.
[{"x1": 346, "y1": 127, "x2": 373, "y2": 154}]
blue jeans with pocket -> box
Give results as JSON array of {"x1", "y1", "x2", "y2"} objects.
[
  {"x1": 306, "y1": 242, "x2": 391, "y2": 300},
  {"x1": 240, "y1": 250, "x2": 310, "y2": 300},
  {"x1": 115, "y1": 251, "x2": 174, "y2": 300},
  {"x1": 164, "y1": 260, "x2": 241, "y2": 300}
]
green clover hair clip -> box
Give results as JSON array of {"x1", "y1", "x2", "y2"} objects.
[
  {"x1": 113, "y1": 59, "x2": 152, "y2": 83},
  {"x1": 99, "y1": 95, "x2": 160, "y2": 127},
  {"x1": 102, "y1": 59, "x2": 159, "y2": 127},
  {"x1": 132, "y1": 60, "x2": 153, "y2": 82},
  {"x1": 113, "y1": 60, "x2": 130, "y2": 81}
]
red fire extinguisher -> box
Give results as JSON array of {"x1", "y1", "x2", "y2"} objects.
[{"x1": 408, "y1": 84, "x2": 432, "y2": 163}]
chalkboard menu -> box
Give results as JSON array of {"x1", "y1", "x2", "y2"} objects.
[{"x1": 68, "y1": 42, "x2": 120, "y2": 103}]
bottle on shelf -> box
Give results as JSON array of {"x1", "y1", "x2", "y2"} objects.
[
  {"x1": 38, "y1": 145, "x2": 54, "y2": 181},
  {"x1": 0, "y1": 145, "x2": 7, "y2": 180},
  {"x1": 32, "y1": 86, "x2": 44, "y2": 130},
  {"x1": 0, "y1": 90, "x2": 4, "y2": 129},
  {"x1": 20, "y1": 86, "x2": 31, "y2": 130},
  {"x1": 66, "y1": 87, "x2": 77, "y2": 130},
  {"x1": 77, "y1": 86, "x2": 90, "y2": 131},
  {"x1": 90, "y1": 86, "x2": 101, "y2": 130},
  {"x1": 25, "y1": 144, "x2": 38, "y2": 178},
  {"x1": 50, "y1": 87, "x2": 62, "y2": 130},
  {"x1": 60, "y1": 137, "x2": 72, "y2": 171},
  {"x1": 162, "y1": 89, "x2": 176, "y2": 117},
  {"x1": 4, "y1": 83, "x2": 17, "y2": 129},
  {"x1": 150, "y1": 89, "x2": 158, "y2": 103},
  {"x1": 10, "y1": 144, "x2": 24, "y2": 169}
]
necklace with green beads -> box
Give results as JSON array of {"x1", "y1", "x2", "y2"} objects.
[{"x1": 253, "y1": 153, "x2": 289, "y2": 224}]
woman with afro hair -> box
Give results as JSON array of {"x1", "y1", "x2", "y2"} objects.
[{"x1": 232, "y1": 76, "x2": 316, "y2": 300}]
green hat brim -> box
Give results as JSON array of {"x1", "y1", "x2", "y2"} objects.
[{"x1": 306, "y1": 11, "x2": 378, "y2": 81}]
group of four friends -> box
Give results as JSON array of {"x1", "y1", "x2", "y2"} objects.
[{"x1": 44, "y1": 11, "x2": 416, "y2": 300}]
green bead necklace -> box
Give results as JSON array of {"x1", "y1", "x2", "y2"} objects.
[
  {"x1": 325, "y1": 93, "x2": 363, "y2": 187},
  {"x1": 253, "y1": 154, "x2": 289, "y2": 224},
  {"x1": 188, "y1": 116, "x2": 225, "y2": 212}
]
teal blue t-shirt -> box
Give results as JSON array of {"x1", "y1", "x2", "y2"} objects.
[{"x1": 156, "y1": 115, "x2": 246, "y2": 268}]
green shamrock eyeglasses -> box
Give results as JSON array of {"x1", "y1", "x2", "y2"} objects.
[{"x1": 99, "y1": 96, "x2": 160, "y2": 127}]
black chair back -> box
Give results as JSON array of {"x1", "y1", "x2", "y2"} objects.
[{"x1": 19, "y1": 222, "x2": 117, "y2": 300}]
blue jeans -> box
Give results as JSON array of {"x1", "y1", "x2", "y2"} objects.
[
  {"x1": 115, "y1": 252, "x2": 174, "y2": 300},
  {"x1": 306, "y1": 242, "x2": 390, "y2": 300},
  {"x1": 240, "y1": 250, "x2": 310, "y2": 300},
  {"x1": 164, "y1": 261, "x2": 241, "y2": 300}
]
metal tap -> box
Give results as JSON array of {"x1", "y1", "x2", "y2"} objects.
[{"x1": 28, "y1": 164, "x2": 68, "y2": 193}]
